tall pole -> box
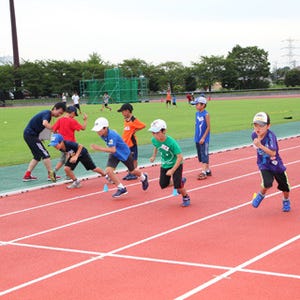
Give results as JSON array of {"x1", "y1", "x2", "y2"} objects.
[{"x1": 9, "y1": 0, "x2": 20, "y2": 68}]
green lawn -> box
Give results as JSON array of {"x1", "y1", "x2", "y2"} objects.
[{"x1": 0, "y1": 97, "x2": 299, "y2": 166}]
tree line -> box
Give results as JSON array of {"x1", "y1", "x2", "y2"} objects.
[{"x1": 0, "y1": 44, "x2": 299, "y2": 100}]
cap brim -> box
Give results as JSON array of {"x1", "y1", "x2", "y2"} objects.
[
  {"x1": 253, "y1": 121, "x2": 267, "y2": 126},
  {"x1": 48, "y1": 142, "x2": 58, "y2": 146},
  {"x1": 148, "y1": 127, "x2": 160, "y2": 133},
  {"x1": 190, "y1": 101, "x2": 198, "y2": 105}
]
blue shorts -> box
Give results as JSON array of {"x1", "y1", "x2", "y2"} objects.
[{"x1": 195, "y1": 142, "x2": 209, "y2": 164}]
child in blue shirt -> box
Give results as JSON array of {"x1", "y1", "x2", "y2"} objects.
[
  {"x1": 91, "y1": 117, "x2": 149, "y2": 198},
  {"x1": 251, "y1": 112, "x2": 290, "y2": 212},
  {"x1": 191, "y1": 96, "x2": 211, "y2": 180}
]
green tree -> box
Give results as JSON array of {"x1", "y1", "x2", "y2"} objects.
[
  {"x1": 226, "y1": 45, "x2": 270, "y2": 89},
  {"x1": 284, "y1": 68, "x2": 300, "y2": 87},
  {"x1": 192, "y1": 55, "x2": 226, "y2": 91}
]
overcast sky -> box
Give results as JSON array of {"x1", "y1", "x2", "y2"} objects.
[{"x1": 0, "y1": 0, "x2": 299, "y2": 68}]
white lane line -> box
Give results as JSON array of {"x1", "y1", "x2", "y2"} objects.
[
  {"x1": 1, "y1": 185, "x2": 300, "y2": 296},
  {"x1": 174, "y1": 234, "x2": 300, "y2": 300}
]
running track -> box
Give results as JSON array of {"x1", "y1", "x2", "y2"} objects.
[{"x1": 0, "y1": 137, "x2": 299, "y2": 299}]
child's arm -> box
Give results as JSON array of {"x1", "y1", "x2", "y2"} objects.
[
  {"x1": 91, "y1": 144, "x2": 117, "y2": 154},
  {"x1": 166, "y1": 153, "x2": 183, "y2": 176},
  {"x1": 81, "y1": 113, "x2": 88, "y2": 130},
  {"x1": 70, "y1": 144, "x2": 83, "y2": 163},
  {"x1": 253, "y1": 138, "x2": 276, "y2": 157},
  {"x1": 200, "y1": 114, "x2": 211, "y2": 144},
  {"x1": 150, "y1": 147, "x2": 158, "y2": 163}
]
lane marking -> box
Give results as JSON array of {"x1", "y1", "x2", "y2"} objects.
[
  {"x1": 1, "y1": 185, "x2": 299, "y2": 296},
  {"x1": 175, "y1": 234, "x2": 300, "y2": 300}
]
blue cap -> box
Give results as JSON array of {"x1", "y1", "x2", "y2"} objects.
[{"x1": 48, "y1": 133, "x2": 64, "y2": 146}]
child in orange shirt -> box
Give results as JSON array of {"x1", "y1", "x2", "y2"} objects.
[{"x1": 117, "y1": 103, "x2": 146, "y2": 180}]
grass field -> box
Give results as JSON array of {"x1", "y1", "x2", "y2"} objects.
[{"x1": 0, "y1": 97, "x2": 299, "y2": 167}]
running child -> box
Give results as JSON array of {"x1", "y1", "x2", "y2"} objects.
[
  {"x1": 49, "y1": 133, "x2": 105, "y2": 189},
  {"x1": 91, "y1": 117, "x2": 149, "y2": 198},
  {"x1": 149, "y1": 119, "x2": 190, "y2": 207},
  {"x1": 101, "y1": 92, "x2": 112, "y2": 111},
  {"x1": 251, "y1": 112, "x2": 291, "y2": 212}
]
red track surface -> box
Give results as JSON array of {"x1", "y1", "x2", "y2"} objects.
[{"x1": 1, "y1": 137, "x2": 300, "y2": 299}]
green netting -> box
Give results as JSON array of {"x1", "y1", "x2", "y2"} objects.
[{"x1": 82, "y1": 68, "x2": 148, "y2": 104}]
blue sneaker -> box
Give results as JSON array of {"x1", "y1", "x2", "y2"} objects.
[
  {"x1": 112, "y1": 187, "x2": 128, "y2": 198},
  {"x1": 282, "y1": 200, "x2": 291, "y2": 212},
  {"x1": 141, "y1": 173, "x2": 149, "y2": 191},
  {"x1": 252, "y1": 193, "x2": 265, "y2": 208},
  {"x1": 126, "y1": 173, "x2": 138, "y2": 180},
  {"x1": 181, "y1": 195, "x2": 190, "y2": 207}
]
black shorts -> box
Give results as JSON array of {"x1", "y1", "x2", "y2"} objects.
[
  {"x1": 23, "y1": 133, "x2": 50, "y2": 161},
  {"x1": 260, "y1": 169, "x2": 290, "y2": 192},
  {"x1": 106, "y1": 153, "x2": 135, "y2": 172},
  {"x1": 160, "y1": 164, "x2": 183, "y2": 189},
  {"x1": 65, "y1": 153, "x2": 96, "y2": 171},
  {"x1": 130, "y1": 144, "x2": 138, "y2": 161}
]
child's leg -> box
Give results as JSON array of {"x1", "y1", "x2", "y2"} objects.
[
  {"x1": 92, "y1": 167, "x2": 106, "y2": 176},
  {"x1": 64, "y1": 166, "x2": 76, "y2": 181}
]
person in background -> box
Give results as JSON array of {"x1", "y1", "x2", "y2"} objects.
[
  {"x1": 72, "y1": 91, "x2": 81, "y2": 114},
  {"x1": 101, "y1": 92, "x2": 112, "y2": 111}
]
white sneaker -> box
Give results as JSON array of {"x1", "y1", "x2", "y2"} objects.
[{"x1": 67, "y1": 180, "x2": 81, "y2": 189}]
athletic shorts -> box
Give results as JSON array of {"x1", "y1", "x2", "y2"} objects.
[
  {"x1": 260, "y1": 169, "x2": 290, "y2": 192},
  {"x1": 65, "y1": 153, "x2": 96, "y2": 171},
  {"x1": 106, "y1": 153, "x2": 135, "y2": 172},
  {"x1": 160, "y1": 164, "x2": 183, "y2": 189},
  {"x1": 195, "y1": 142, "x2": 209, "y2": 164},
  {"x1": 23, "y1": 133, "x2": 50, "y2": 161},
  {"x1": 130, "y1": 144, "x2": 138, "y2": 161}
]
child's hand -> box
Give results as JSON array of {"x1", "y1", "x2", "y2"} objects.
[
  {"x1": 253, "y1": 138, "x2": 261, "y2": 148},
  {"x1": 150, "y1": 156, "x2": 155, "y2": 163}
]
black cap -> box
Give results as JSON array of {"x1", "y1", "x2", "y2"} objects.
[
  {"x1": 117, "y1": 103, "x2": 133, "y2": 112},
  {"x1": 66, "y1": 105, "x2": 78, "y2": 116}
]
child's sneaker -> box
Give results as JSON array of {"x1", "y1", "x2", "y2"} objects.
[
  {"x1": 206, "y1": 170, "x2": 212, "y2": 176},
  {"x1": 48, "y1": 170, "x2": 57, "y2": 182},
  {"x1": 282, "y1": 200, "x2": 291, "y2": 212},
  {"x1": 112, "y1": 187, "x2": 128, "y2": 198},
  {"x1": 23, "y1": 174, "x2": 38, "y2": 182},
  {"x1": 181, "y1": 195, "x2": 190, "y2": 207},
  {"x1": 48, "y1": 175, "x2": 61, "y2": 181},
  {"x1": 67, "y1": 180, "x2": 81, "y2": 189},
  {"x1": 197, "y1": 171, "x2": 207, "y2": 180},
  {"x1": 141, "y1": 173, "x2": 149, "y2": 191},
  {"x1": 252, "y1": 192, "x2": 265, "y2": 208},
  {"x1": 126, "y1": 173, "x2": 138, "y2": 180}
]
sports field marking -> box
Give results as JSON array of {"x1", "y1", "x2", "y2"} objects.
[
  {"x1": 1, "y1": 143, "x2": 299, "y2": 219},
  {"x1": 175, "y1": 234, "x2": 300, "y2": 300},
  {"x1": 5, "y1": 158, "x2": 300, "y2": 245},
  {"x1": 1, "y1": 184, "x2": 299, "y2": 296},
  {"x1": 5, "y1": 241, "x2": 300, "y2": 280}
]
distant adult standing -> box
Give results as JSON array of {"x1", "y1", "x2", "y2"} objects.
[
  {"x1": 62, "y1": 93, "x2": 67, "y2": 103},
  {"x1": 23, "y1": 102, "x2": 66, "y2": 182},
  {"x1": 72, "y1": 91, "x2": 81, "y2": 114}
]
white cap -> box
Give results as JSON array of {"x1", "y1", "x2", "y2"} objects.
[
  {"x1": 148, "y1": 119, "x2": 167, "y2": 133},
  {"x1": 92, "y1": 117, "x2": 109, "y2": 131},
  {"x1": 191, "y1": 96, "x2": 207, "y2": 105},
  {"x1": 253, "y1": 112, "x2": 268, "y2": 126}
]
